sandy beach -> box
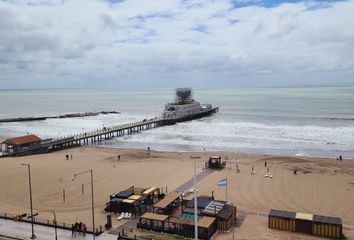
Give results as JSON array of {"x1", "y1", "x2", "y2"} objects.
[{"x1": 0, "y1": 144, "x2": 353, "y2": 239}]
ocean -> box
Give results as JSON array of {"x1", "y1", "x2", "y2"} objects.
[{"x1": 0, "y1": 86, "x2": 353, "y2": 158}]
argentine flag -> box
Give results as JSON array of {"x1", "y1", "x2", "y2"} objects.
[{"x1": 217, "y1": 178, "x2": 227, "y2": 187}]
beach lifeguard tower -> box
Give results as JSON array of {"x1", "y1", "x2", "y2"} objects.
[{"x1": 206, "y1": 156, "x2": 226, "y2": 169}]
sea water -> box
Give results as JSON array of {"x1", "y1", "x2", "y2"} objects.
[{"x1": 0, "y1": 86, "x2": 353, "y2": 158}]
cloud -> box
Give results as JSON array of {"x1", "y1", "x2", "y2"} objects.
[{"x1": 0, "y1": 0, "x2": 353, "y2": 88}]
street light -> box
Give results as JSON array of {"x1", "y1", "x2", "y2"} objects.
[
  {"x1": 72, "y1": 169, "x2": 95, "y2": 240},
  {"x1": 20, "y1": 163, "x2": 36, "y2": 239},
  {"x1": 190, "y1": 156, "x2": 201, "y2": 240}
]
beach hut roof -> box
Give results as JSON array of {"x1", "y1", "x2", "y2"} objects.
[
  {"x1": 122, "y1": 199, "x2": 135, "y2": 204},
  {"x1": 128, "y1": 195, "x2": 142, "y2": 200},
  {"x1": 313, "y1": 215, "x2": 342, "y2": 225},
  {"x1": 7, "y1": 135, "x2": 41, "y2": 145},
  {"x1": 217, "y1": 204, "x2": 235, "y2": 220},
  {"x1": 186, "y1": 197, "x2": 213, "y2": 209},
  {"x1": 269, "y1": 209, "x2": 296, "y2": 219},
  {"x1": 113, "y1": 191, "x2": 132, "y2": 199},
  {"x1": 202, "y1": 200, "x2": 225, "y2": 216},
  {"x1": 141, "y1": 212, "x2": 169, "y2": 222},
  {"x1": 296, "y1": 212, "x2": 313, "y2": 221},
  {"x1": 198, "y1": 216, "x2": 216, "y2": 228},
  {"x1": 143, "y1": 187, "x2": 158, "y2": 195},
  {"x1": 110, "y1": 198, "x2": 124, "y2": 203},
  {"x1": 154, "y1": 192, "x2": 180, "y2": 209}
]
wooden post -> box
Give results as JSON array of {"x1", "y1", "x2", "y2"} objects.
[
  {"x1": 82, "y1": 183, "x2": 84, "y2": 195},
  {"x1": 63, "y1": 189, "x2": 65, "y2": 202}
]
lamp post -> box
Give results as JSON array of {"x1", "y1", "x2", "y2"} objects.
[
  {"x1": 72, "y1": 170, "x2": 95, "y2": 240},
  {"x1": 190, "y1": 156, "x2": 201, "y2": 240},
  {"x1": 20, "y1": 163, "x2": 36, "y2": 239}
]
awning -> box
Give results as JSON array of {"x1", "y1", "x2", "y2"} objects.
[
  {"x1": 154, "y1": 192, "x2": 181, "y2": 209},
  {"x1": 141, "y1": 212, "x2": 169, "y2": 222},
  {"x1": 143, "y1": 187, "x2": 159, "y2": 195}
]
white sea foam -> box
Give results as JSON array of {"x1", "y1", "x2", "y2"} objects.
[{"x1": 108, "y1": 119, "x2": 354, "y2": 157}]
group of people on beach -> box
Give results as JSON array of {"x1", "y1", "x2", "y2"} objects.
[
  {"x1": 71, "y1": 221, "x2": 87, "y2": 237},
  {"x1": 336, "y1": 155, "x2": 343, "y2": 161}
]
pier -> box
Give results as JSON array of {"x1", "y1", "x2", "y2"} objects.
[
  {"x1": 1, "y1": 106, "x2": 218, "y2": 157},
  {"x1": 42, "y1": 117, "x2": 173, "y2": 151}
]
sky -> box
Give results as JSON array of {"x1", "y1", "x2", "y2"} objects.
[{"x1": 0, "y1": 0, "x2": 353, "y2": 89}]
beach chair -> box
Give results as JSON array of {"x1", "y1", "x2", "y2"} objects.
[
  {"x1": 117, "y1": 212, "x2": 124, "y2": 220},
  {"x1": 127, "y1": 213, "x2": 131, "y2": 219},
  {"x1": 123, "y1": 212, "x2": 129, "y2": 219}
]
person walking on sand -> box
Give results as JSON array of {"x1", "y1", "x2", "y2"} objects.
[
  {"x1": 265, "y1": 161, "x2": 267, "y2": 167},
  {"x1": 66, "y1": 154, "x2": 69, "y2": 160},
  {"x1": 70, "y1": 154, "x2": 73, "y2": 160},
  {"x1": 339, "y1": 155, "x2": 343, "y2": 161}
]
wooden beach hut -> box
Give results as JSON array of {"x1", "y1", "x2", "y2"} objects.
[
  {"x1": 295, "y1": 212, "x2": 313, "y2": 234},
  {"x1": 165, "y1": 215, "x2": 217, "y2": 240},
  {"x1": 215, "y1": 204, "x2": 237, "y2": 232},
  {"x1": 268, "y1": 209, "x2": 296, "y2": 232},
  {"x1": 312, "y1": 215, "x2": 342, "y2": 238},
  {"x1": 138, "y1": 212, "x2": 169, "y2": 232},
  {"x1": 206, "y1": 156, "x2": 226, "y2": 169}
]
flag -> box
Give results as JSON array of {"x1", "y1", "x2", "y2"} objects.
[{"x1": 217, "y1": 178, "x2": 227, "y2": 187}]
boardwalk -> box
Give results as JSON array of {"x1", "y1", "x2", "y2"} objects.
[{"x1": 174, "y1": 168, "x2": 214, "y2": 193}]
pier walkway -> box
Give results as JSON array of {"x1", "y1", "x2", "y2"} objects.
[
  {"x1": 4, "y1": 117, "x2": 176, "y2": 156},
  {"x1": 43, "y1": 117, "x2": 170, "y2": 150}
]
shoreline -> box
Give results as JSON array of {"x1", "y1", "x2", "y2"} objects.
[{"x1": 99, "y1": 144, "x2": 353, "y2": 160}]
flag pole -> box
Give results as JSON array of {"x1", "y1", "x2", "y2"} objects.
[
  {"x1": 193, "y1": 156, "x2": 198, "y2": 240},
  {"x1": 226, "y1": 177, "x2": 228, "y2": 202}
]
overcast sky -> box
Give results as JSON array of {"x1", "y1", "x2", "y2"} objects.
[{"x1": 0, "y1": 0, "x2": 353, "y2": 89}]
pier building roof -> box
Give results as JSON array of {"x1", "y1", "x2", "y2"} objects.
[{"x1": 7, "y1": 135, "x2": 41, "y2": 145}]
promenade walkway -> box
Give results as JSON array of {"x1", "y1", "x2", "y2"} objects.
[{"x1": 0, "y1": 218, "x2": 116, "y2": 240}]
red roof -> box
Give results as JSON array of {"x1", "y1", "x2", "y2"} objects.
[{"x1": 8, "y1": 135, "x2": 41, "y2": 145}]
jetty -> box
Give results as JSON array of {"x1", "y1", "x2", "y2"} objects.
[{"x1": 0, "y1": 111, "x2": 120, "y2": 123}]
